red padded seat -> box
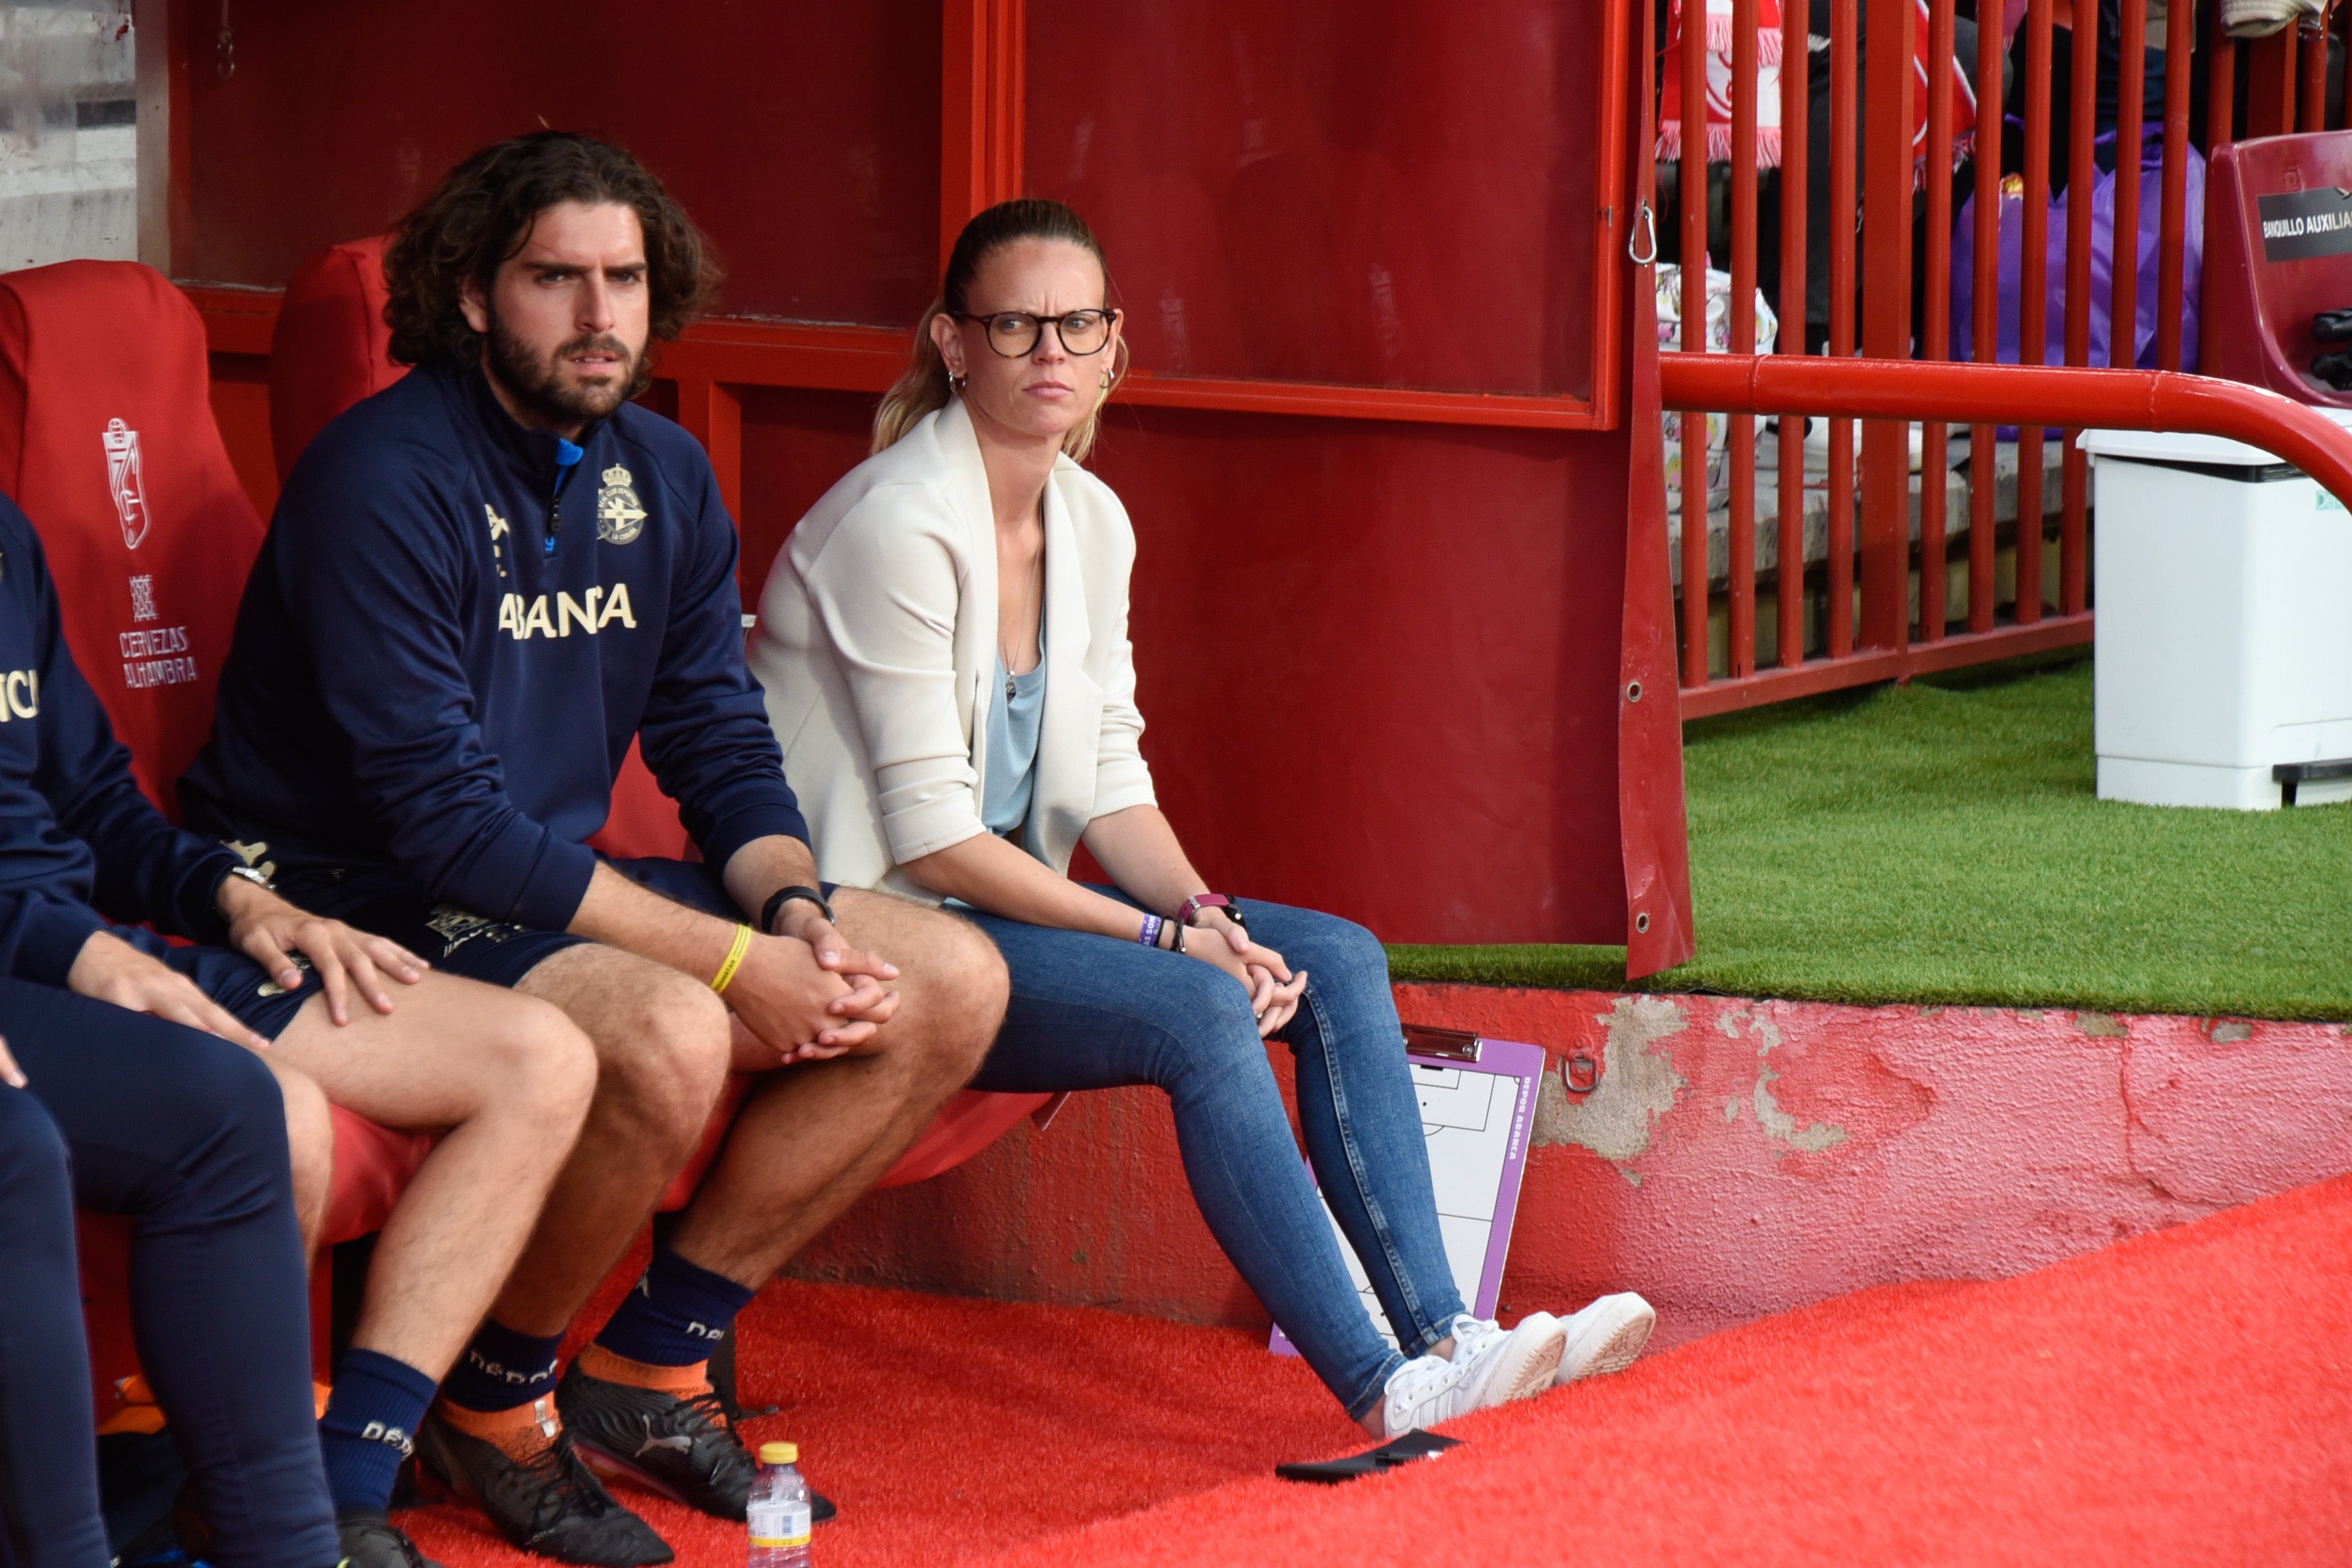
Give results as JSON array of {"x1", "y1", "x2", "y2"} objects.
[
  {"x1": 0, "y1": 261, "x2": 266, "y2": 807},
  {"x1": 269, "y1": 238, "x2": 406, "y2": 487},
  {"x1": 1, "y1": 261, "x2": 1036, "y2": 1430}
]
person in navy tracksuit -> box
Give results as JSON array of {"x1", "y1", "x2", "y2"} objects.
[
  {"x1": 0, "y1": 497, "x2": 339, "y2": 1568},
  {"x1": 0, "y1": 491, "x2": 597, "y2": 1568}
]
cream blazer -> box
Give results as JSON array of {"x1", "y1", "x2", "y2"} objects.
[{"x1": 747, "y1": 397, "x2": 1157, "y2": 903}]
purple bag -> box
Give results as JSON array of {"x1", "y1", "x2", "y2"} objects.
[{"x1": 1951, "y1": 133, "x2": 2204, "y2": 376}]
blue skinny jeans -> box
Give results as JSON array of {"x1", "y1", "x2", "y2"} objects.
[{"x1": 964, "y1": 893, "x2": 1463, "y2": 1421}]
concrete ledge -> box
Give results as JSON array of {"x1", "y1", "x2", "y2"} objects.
[{"x1": 792, "y1": 984, "x2": 2352, "y2": 1350}]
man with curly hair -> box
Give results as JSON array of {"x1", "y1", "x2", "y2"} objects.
[{"x1": 182, "y1": 133, "x2": 1008, "y2": 1566}]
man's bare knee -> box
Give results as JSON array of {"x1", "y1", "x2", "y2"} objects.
[
  {"x1": 522, "y1": 946, "x2": 733, "y2": 1152},
  {"x1": 485, "y1": 996, "x2": 599, "y2": 1133},
  {"x1": 902, "y1": 911, "x2": 1007, "y2": 1081},
  {"x1": 594, "y1": 971, "x2": 731, "y2": 1150},
  {"x1": 268, "y1": 1060, "x2": 333, "y2": 1251},
  {"x1": 945, "y1": 918, "x2": 1008, "y2": 1054}
]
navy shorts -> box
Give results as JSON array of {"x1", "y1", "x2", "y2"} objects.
[
  {"x1": 264, "y1": 863, "x2": 596, "y2": 993},
  {"x1": 162, "y1": 939, "x2": 325, "y2": 1040},
  {"x1": 260, "y1": 855, "x2": 791, "y2": 996}
]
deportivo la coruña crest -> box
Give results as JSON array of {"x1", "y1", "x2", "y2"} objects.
[{"x1": 596, "y1": 463, "x2": 647, "y2": 544}]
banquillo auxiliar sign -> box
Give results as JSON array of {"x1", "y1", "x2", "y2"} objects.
[{"x1": 2258, "y1": 186, "x2": 2352, "y2": 262}]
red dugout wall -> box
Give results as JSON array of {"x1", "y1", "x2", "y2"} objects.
[{"x1": 159, "y1": 0, "x2": 1692, "y2": 968}]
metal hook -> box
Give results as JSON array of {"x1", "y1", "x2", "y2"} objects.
[{"x1": 1627, "y1": 199, "x2": 1658, "y2": 266}]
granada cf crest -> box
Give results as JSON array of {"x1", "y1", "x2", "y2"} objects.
[
  {"x1": 102, "y1": 418, "x2": 149, "y2": 549},
  {"x1": 596, "y1": 464, "x2": 646, "y2": 545}
]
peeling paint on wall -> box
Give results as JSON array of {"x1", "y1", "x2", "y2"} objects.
[
  {"x1": 1753, "y1": 1064, "x2": 1847, "y2": 1153},
  {"x1": 1717, "y1": 1006, "x2": 1848, "y2": 1154},
  {"x1": 1530, "y1": 994, "x2": 1688, "y2": 1163}
]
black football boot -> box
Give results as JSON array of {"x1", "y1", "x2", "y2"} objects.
[
  {"x1": 560, "y1": 1352, "x2": 837, "y2": 1525},
  {"x1": 413, "y1": 1400, "x2": 672, "y2": 1567},
  {"x1": 335, "y1": 1506, "x2": 446, "y2": 1568},
  {"x1": 555, "y1": 1359, "x2": 760, "y2": 1520}
]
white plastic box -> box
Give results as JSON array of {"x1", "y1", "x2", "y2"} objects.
[{"x1": 2084, "y1": 418, "x2": 2352, "y2": 811}]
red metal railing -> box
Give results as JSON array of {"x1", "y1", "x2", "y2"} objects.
[
  {"x1": 1661, "y1": 0, "x2": 2352, "y2": 716},
  {"x1": 1661, "y1": 353, "x2": 2352, "y2": 707}
]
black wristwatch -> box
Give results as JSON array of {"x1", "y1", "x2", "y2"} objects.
[{"x1": 761, "y1": 884, "x2": 834, "y2": 935}]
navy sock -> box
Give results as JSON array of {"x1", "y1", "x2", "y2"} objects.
[
  {"x1": 438, "y1": 1318, "x2": 566, "y2": 1414},
  {"x1": 592, "y1": 1245, "x2": 757, "y2": 1369},
  {"x1": 317, "y1": 1349, "x2": 438, "y2": 1514}
]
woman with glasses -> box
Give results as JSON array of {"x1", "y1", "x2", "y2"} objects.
[{"x1": 747, "y1": 198, "x2": 1655, "y2": 1438}]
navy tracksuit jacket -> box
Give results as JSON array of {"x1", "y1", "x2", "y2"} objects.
[{"x1": 182, "y1": 359, "x2": 808, "y2": 927}]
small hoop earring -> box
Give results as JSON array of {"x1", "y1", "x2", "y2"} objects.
[
  {"x1": 949, "y1": 371, "x2": 967, "y2": 392},
  {"x1": 1099, "y1": 371, "x2": 1111, "y2": 390}
]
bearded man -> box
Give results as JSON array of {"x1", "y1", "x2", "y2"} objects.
[{"x1": 181, "y1": 133, "x2": 1007, "y2": 1566}]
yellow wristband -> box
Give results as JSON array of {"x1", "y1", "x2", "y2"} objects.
[{"x1": 710, "y1": 923, "x2": 754, "y2": 995}]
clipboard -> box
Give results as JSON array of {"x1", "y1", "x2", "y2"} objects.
[{"x1": 1270, "y1": 1029, "x2": 1548, "y2": 1358}]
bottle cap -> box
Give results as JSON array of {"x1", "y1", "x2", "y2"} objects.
[{"x1": 760, "y1": 1441, "x2": 799, "y2": 1465}]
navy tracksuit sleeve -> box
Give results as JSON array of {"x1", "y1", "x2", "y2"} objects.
[
  {"x1": 0, "y1": 525, "x2": 236, "y2": 985},
  {"x1": 273, "y1": 458, "x2": 597, "y2": 929},
  {"x1": 636, "y1": 464, "x2": 808, "y2": 871},
  {"x1": 0, "y1": 887, "x2": 104, "y2": 993}
]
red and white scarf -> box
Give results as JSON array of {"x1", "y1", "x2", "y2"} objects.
[{"x1": 1659, "y1": 0, "x2": 1977, "y2": 175}]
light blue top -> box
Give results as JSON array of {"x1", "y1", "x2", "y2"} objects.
[{"x1": 982, "y1": 633, "x2": 1047, "y2": 837}]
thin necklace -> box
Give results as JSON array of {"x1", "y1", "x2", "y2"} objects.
[{"x1": 1001, "y1": 542, "x2": 1041, "y2": 700}]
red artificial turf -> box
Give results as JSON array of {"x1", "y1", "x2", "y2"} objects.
[
  {"x1": 979, "y1": 1172, "x2": 2352, "y2": 1567},
  {"x1": 405, "y1": 1173, "x2": 2352, "y2": 1566},
  {"x1": 394, "y1": 1240, "x2": 1364, "y2": 1567}
]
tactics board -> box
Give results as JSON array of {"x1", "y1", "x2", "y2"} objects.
[{"x1": 1270, "y1": 1034, "x2": 1547, "y2": 1358}]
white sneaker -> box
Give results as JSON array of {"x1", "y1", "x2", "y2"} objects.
[
  {"x1": 1378, "y1": 1350, "x2": 1475, "y2": 1439},
  {"x1": 1545, "y1": 1292, "x2": 1658, "y2": 1384},
  {"x1": 1443, "y1": 1313, "x2": 1568, "y2": 1412},
  {"x1": 1376, "y1": 1313, "x2": 1573, "y2": 1438}
]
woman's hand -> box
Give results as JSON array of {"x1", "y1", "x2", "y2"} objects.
[
  {"x1": 218, "y1": 875, "x2": 427, "y2": 1025},
  {"x1": 0, "y1": 1034, "x2": 23, "y2": 1088},
  {"x1": 1182, "y1": 913, "x2": 1307, "y2": 1038},
  {"x1": 68, "y1": 929, "x2": 273, "y2": 1051}
]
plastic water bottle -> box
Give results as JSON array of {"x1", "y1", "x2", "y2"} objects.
[{"x1": 747, "y1": 1440, "x2": 813, "y2": 1566}]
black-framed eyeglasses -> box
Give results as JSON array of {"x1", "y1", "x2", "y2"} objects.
[{"x1": 956, "y1": 308, "x2": 1121, "y2": 357}]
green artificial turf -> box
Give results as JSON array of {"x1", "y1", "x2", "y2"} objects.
[{"x1": 1387, "y1": 652, "x2": 2352, "y2": 1019}]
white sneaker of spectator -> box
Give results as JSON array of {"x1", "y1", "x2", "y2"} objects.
[
  {"x1": 1537, "y1": 1292, "x2": 1659, "y2": 1385},
  {"x1": 1377, "y1": 1313, "x2": 1567, "y2": 1439}
]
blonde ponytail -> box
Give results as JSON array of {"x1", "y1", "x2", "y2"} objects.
[
  {"x1": 871, "y1": 297, "x2": 954, "y2": 456},
  {"x1": 1058, "y1": 336, "x2": 1127, "y2": 463}
]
